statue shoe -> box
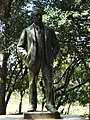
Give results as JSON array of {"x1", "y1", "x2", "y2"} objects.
[
  {"x1": 27, "y1": 106, "x2": 36, "y2": 112},
  {"x1": 45, "y1": 104, "x2": 58, "y2": 113}
]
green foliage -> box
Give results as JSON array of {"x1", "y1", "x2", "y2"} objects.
[
  {"x1": 42, "y1": 0, "x2": 90, "y2": 109},
  {"x1": 0, "y1": 0, "x2": 89, "y2": 114},
  {"x1": 0, "y1": 0, "x2": 33, "y2": 112}
]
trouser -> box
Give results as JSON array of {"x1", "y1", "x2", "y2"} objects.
[{"x1": 28, "y1": 61, "x2": 55, "y2": 109}]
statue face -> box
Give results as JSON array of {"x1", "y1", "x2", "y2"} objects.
[{"x1": 32, "y1": 13, "x2": 42, "y2": 25}]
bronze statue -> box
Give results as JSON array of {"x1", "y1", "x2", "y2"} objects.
[{"x1": 17, "y1": 7, "x2": 60, "y2": 113}]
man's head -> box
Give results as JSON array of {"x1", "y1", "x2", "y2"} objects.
[{"x1": 31, "y1": 7, "x2": 43, "y2": 26}]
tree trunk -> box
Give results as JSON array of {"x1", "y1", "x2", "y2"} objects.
[
  {"x1": 67, "y1": 103, "x2": 72, "y2": 114},
  {"x1": 19, "y1": 91, "x2": 23, "y2": 114},
  {"x1": 0, "y1": 53, "x2": 9, "y2": 115}
]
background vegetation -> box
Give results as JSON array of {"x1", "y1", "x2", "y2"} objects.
[{"x1": 0, "y1": 0, "x2": 90, "y2": 116}]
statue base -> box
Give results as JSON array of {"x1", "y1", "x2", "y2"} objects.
[{"x1": 23, "y1": 111, "x2": 61, "y2": 119}]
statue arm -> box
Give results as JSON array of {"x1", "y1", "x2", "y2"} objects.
[
  {"x1": 17, "y1": 29, "x2": 27, "y2": 60},
  {"x1": 51, "y1": 30, "x2": 60, "y2": 59}
]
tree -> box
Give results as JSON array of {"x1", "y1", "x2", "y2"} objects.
[
  {"x1": 43, "y1": 0, "x2": 90, "y2": 111},
  {"x1": 0, "y1": 0, "x2": 89, "y2": 115},
  {"x1": 0, "y1": 0, "x2": 32, "y2": 114}
]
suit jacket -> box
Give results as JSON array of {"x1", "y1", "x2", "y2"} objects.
[{"x1": 17, "y1": 23, "x2": 60, "y2": 67}]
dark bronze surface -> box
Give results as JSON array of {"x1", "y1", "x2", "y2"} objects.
[{"x1": 17, "y1": 7, "x2": 60, "y2": 114}]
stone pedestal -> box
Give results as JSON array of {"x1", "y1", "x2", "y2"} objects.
[{"x1": 23, "y1": 111, "x2": 61, "y2": 119}]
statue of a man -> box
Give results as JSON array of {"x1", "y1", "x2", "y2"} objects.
[{"x1": 17, "y1": 7, "x2": 60, "y2": 113}]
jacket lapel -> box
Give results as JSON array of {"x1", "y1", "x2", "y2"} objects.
[{"x1": 31, "y1": 24, "x2": 36, "y2": 42}]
